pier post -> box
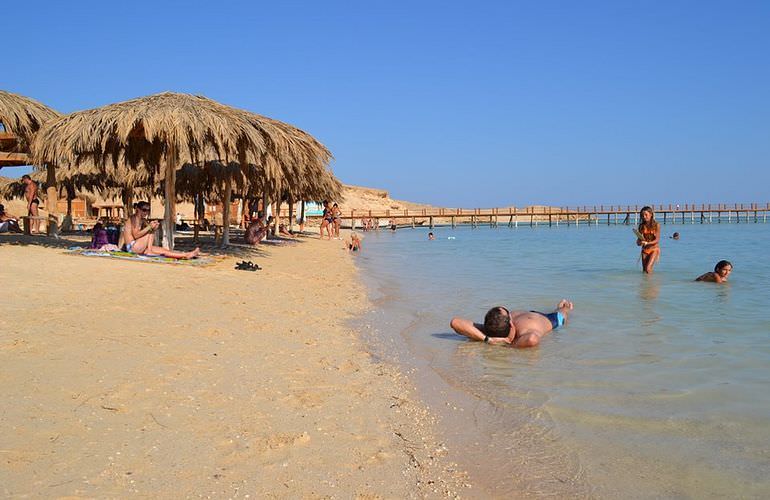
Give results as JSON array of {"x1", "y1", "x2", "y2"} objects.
[
  {"x1": 412, "y1": 217, "x2": 415, "y2": 228},
  {"x1": 429, "y1": 216, "x2": 434, "y2": 229},
  {"x1": 663, "y1": 212, "x2": 667, "y2": 224},
  {"x1": 550, "y1": 214, "x2": 553, "y2": 227},
  {"x1": 515, "y1": 214, "x2": 518, "y2": 228},
  {"x1": 451, "y1": 216, "x2": 455, "y2": 229},
  {"x1": 508, "y1": 215, "x2": 513, "y2": 228}
]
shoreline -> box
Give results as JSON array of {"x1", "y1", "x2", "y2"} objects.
[
  {"x1": 0, "y1": 234, "x2": 467, "y2": 497},
  {"x1": 352, "y1": 249, "x2": 591, "y2": 498}
]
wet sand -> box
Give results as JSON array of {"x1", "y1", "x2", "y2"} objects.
[{"x1": 0, "y1": 234, "x2": 467, "y2": 497}]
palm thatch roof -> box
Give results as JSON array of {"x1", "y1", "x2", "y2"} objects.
[
  {"x1": 0, "y1": 91, "x2": 61, "y2": 154},
  {"x1": 33, "y1": 92, "x2": 302, "y2": 180},
  {"x1": 30, "y1": 92, "x2": 338, "y2": 247}
]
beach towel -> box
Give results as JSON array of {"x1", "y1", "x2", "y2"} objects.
[{"x1": 66, "y1": 247, "x2": 215, "y2": 266}]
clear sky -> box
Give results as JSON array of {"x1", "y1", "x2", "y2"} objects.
[{"x1": 4, "y1": 1, "x2": 769, "y2": 207}]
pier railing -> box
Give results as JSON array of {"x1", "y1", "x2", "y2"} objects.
[{"x1": 305, "y1": 203, "x2": 770, "y2": 228}]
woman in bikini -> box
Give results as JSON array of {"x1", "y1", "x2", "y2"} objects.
[
  {"x1": 636, "y1": 206, "x2": 661, "y2": 274},
  {"x1": 320, "y1": 200, "x2": 333, "y2": 240},
  {"x1": 121, "y1": 201, "x2": 200, "y2": 259},
  {"x1": 331, "y1": 202, "x2": 342, "y2": 239}
]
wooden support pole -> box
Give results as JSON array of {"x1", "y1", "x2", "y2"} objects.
[
  {"x1": 288, "y1": 197, "x2": 294, "y2": 232},
  {"x1": 163, "y1": 144, "x2": 178, "y2": 250},
  {"x1": 222, "y1": 176, "x2": 232, "y2": 247}
]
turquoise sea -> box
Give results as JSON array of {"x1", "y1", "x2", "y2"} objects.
[{"x1": 354, "y1": 222, "x2": 770, "y2": 498}]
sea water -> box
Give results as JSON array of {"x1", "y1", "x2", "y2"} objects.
[{"x1": 353, "y1": 222, "x2": 770, "y2": 498}]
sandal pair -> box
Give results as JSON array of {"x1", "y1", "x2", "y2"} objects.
[{"x1": 235, "y1": 260, "x2": 262, "y2": 271}]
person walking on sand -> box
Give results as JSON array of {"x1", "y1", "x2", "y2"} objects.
[
  {"x1": 696, "y1": 260, "x2": 733, "y2": 283},
  {"x1": 21, "y1": 175, "x2": 41, "y2": 234},
  {"x1": 121, "y1": 201, "x2": 200, "y2": 259},
  {"x1": 450, "y1": 299, "x2": 574, "y2": 348},
  {"x1": 636, "y1": 206, "x2": 661, "y2": 274}
]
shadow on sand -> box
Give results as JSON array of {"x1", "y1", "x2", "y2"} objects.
[{"x1": 0, "y1": 232, "x2": 309, "y2": 258}]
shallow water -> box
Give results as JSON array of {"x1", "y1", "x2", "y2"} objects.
[{"x1": 354, "y1": 222, "x2": 770, "y2": 498}]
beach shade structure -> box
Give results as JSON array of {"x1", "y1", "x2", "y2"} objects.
[
  {"x1": 0, "y1": 90, "x2": 62, "y2": 215},
  {"x1": 0, "y1": 90, "x2": 60, "y2": 165},
  {"x1": 30, "y1": 92, "x2": 333, "y2": 248},
  {"x1": 232, "y1": 110, "x2": 336, "y2": 234}
]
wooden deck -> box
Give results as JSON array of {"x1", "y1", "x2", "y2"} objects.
[{"x1": 307, "y1": 203, "x2": 770, "y2": 228}]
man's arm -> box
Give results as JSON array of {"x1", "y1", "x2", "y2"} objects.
[
  {"x1": 450, "y1": 317, "x2": 487, "y2": 342},
  {"x1": 511, "y1": 329, "x2": 542, "y2": 348},
  {"x1": 450, "y1": 317, "x2": 514, "y2": 345}
]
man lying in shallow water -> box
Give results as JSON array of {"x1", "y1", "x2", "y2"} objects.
[{"x1": 450, "y1": 299, "x2": 574, "y2": 348}]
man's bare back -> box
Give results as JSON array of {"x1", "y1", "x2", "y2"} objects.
[{"x1": 450, "y1": 300, "x2": 574, "y2": 348}]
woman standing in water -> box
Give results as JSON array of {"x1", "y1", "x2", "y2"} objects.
[{"x1": 636, "y1": 206, "x2": 661, "y2": 273}]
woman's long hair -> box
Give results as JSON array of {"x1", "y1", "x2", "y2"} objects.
[{"x1": 638, "y1": 206, "x2": 658, "y2": 232}]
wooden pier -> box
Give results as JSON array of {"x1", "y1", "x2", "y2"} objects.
[{"x1": 307, "y1": 203, "x2": 770, "y2": 229}]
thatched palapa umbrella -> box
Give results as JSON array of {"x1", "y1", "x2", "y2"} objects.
[
  {"x1": 31, "y1": 92, "x2": 333, "y2": 248},
  {"x1": 0, "y1": 90, "x2": 62, "y2": 215},
  {"x1": 0, "y1": 90, "x2": 60, "y2": 161}
]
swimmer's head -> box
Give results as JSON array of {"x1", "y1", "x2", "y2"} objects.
[
  {"x1": 715, "y1": 260, "x2": 733, "y2": 278},
  {"x1": 672, "y1": 232, "x2": 680, "y2": 240},
  {"x1": 484, "y1": 306, "x2": 512, "y2": 338}
]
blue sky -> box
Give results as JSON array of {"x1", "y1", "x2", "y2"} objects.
[{"x1": 3, "y1": 1, "x2": 769, "y2": 207}]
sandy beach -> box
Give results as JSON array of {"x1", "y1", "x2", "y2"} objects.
[{"x1": 0, "y1": 234, "x2": 467, "y2": 497}]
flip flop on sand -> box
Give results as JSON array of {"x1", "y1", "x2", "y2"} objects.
[{"x1": 235, "y1": 260, "x2": 262, "y2": 271}]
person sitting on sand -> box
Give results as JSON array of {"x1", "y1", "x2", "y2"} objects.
[
  {"x1": 450, "y1": 299, "x2": 574, "y2": 348},
  {"x1": 696, "y1": 260, "x2": 733, "y2": 283},
  {"x1": 122, "y1": 201, "x2": 200, "y2": 259},
  {"x1": 0, "y1": 204, "x2": 22, "y2": 233},
  {"x1": 89, "y1": 221, "x2": 120, "y2": 251},
  {"x1": 245, "y1": 217, "x2": 268, "y2": 245},
  {"x1": 278, "y1": 222, "x2": 294, "y2": 237},
  {"x1": 347, "y1": 232, "x2": 362, "y2": 252}
]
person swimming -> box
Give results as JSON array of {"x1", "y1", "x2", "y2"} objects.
[{"x1": 695, "y1": 260, "x2": 732, "y2": 283}]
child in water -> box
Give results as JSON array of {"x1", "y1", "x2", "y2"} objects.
[
  {"x1": 696, "y1": 260, "x2": 732, "y2": 283},
  {"x1": 347, "y1": 232, "x2": 362, "y2": 252}
]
